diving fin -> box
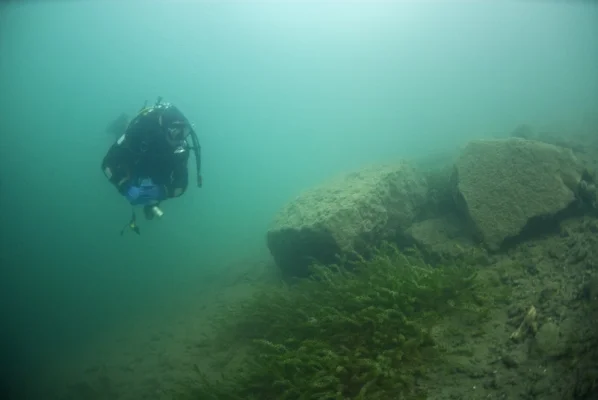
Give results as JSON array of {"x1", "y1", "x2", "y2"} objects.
[{"x1": 120, "y1": 211, "x2": 140, "y2": 236}]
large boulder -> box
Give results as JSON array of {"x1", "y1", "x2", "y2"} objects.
[
  {"x1": 453, "y1": 138, "x2": 585, "y2": 251},
  {"x1": 267, "y1": 162, "x2": 428, "y2": 277}
]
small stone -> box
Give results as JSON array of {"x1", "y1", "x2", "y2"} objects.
[
  {"x1": 507, "y1": 305, "x2": 523, "y2": 319},
  {"x1": 484, "y1": 376, "x2": 500, "y2": 390},
  {"x1": 535, "y1": 321, "x2": 566, "y2": 357},
  {"x1": 548, "y1": 248, "x2": 560, "y2": 259},
  {"x1": 583, "y1": 260, "x2": 596, "y2": 270},
  {"x1": 581, "y1": 276, "x2": 598, "y2": 300},
  {"x1": 530, "y1": 378, "x2": 552, "y2": 396},
  {"x1": 501, "y1": 354, "x2": 519, "y2": 369},
  {"x1": 571, "y1": 247, "x2": 588, "y2": 263},
  {"x1": 539, "y1": 285, "x2": 558, "y2": 304},
  {"x1": 525, "y1": 263, "x2": 539, "y2": 275}
]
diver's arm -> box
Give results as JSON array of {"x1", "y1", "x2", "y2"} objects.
[
  {"x1": 166, "y1": 154, "x2": 189, "y2": 198},
  {"x1": 101, "y1": 141, "x2": 133, "y2": 194}
]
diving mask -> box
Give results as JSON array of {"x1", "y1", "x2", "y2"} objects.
[{"x1": 165, "y1": 122, "x2": 191, "y2": 148}]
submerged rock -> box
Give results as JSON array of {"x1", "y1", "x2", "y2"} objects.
[
  {"x1": 453, "y1": 138, "x2": 584, "y2": 251},
  {"x1": 510, "y1": 124, "x2": 536, "y2": 140},
  {"x1": 534, "y1": 321, "x2": 567, "y2": 358},
  {"x1": 267, "y1": 162, "x2": 427, "y2": 277},
  {"x1": 405, "y1": 214, "x2": 480, "y2": 263}
]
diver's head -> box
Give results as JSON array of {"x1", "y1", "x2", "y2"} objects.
[{"x1": 159, "y1": 104, "x2": 191, "y2": 148}]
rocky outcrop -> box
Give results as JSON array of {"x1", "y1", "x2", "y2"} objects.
[
  {"x1": 453, "y1": 138, "x2": 585, "y2": 251},
  {"x1": 405, "y1": 214, "x2": 483, "y2": 263},
  {"x1": 266, "y1": 162, "x2": 427, "y2": 277}
]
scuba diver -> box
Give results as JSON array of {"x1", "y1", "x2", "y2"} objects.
[{"x1": 101, "y1": 97, "x2": 202, "y2": 234}]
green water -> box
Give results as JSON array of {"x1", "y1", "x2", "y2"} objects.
[{"x1": 0, "y1": 1, "x2": 596, "y2": 398}]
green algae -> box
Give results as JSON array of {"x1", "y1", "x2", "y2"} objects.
[{"x1": 187, "y1": 242, "x2": 491, "y2": 400}]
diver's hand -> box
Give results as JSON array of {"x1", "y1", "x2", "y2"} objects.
[{"x1": 125, "y1": 179, "x2": 165, "y2": 206}]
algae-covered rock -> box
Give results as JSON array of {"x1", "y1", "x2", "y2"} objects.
[
  {"x1": 453, "y1": 138, "x2": 584, "y2": 250},
  {"x1": 510, "y1": 124, "x2": 536, "y2": 140},
  {"x1": 267, "y1": 162, "x2": 427, "y2": 277},
  {"x1": 534, "y1": 321, "x2": 567, "y2": 358},
  {"x1": 405, "y1": 214, "x2": 482, "y2": 263}
]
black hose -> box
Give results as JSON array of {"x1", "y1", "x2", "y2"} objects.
[{"x1": 189, "y1": 128, "x2": 202, "y2": 188}]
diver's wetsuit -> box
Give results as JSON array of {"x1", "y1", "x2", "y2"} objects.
[{"x1": 101, "y1": 106, "x2": 190, "y2": 199}]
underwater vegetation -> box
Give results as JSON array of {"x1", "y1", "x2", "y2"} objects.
[{"x1": 187, "y1": 243, "x2": 493, "y2": 400}]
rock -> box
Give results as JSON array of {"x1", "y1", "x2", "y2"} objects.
[
  {"x1": 453, "y1": 138, "x2": 584, "y2": 250},
  {"x1": 581, "y1": 275, "x2": 598, "y2": 301},
  {"x1": 579, "y1": 179, "x2": 597, "y2": 208},
  {"x1": 534, "y1": 321, "x2": 567, "y2": 358},
  {"x1": 530, "y1": 377, "x2": 553, "y2": 396},
  {"x1": 405, "y1": 214, "x2": 478, "y2": 263},
  {"x1": 538, "y1": 283, "x2": 559, "y2": 304},
  {"x1": 419, "y1": 164, "x2": 458, "y2": 220},
  {"x1": 511, "y1": 124, "x2": 536, "y2": 140},
  {"x1": 266, "y1": 162, "x2": 427, "y2": 277},
  {"x1": 501, "y1": 354, "x2": 520, "y2": 369}
]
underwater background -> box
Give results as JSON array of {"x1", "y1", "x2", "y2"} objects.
[{"x1": 0, "y1": 1, "x2": 597, "y2": 399}]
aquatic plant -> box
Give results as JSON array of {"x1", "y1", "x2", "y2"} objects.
[{"x1": 187, "y1": 242, "x2": 489, "y2": 400}]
